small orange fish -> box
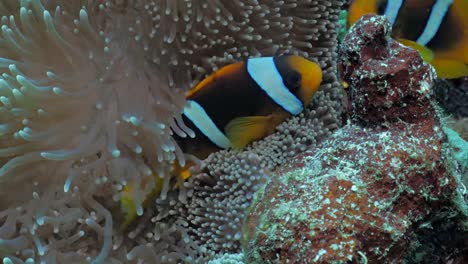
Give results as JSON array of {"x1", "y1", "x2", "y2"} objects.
[
  {"x1": 348, "y1": 0, "x2": 468, "y2": 79},
  {"x1": 120, "y1": 55, "x2": 323, "y2": 227}
]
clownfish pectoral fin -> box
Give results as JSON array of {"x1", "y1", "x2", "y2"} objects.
[
  {"x1": 120, "y1": 184, "x2": 138, "y2": 229},
  {"x1": 398, "y1": 39, "x2": 434, "y2": 63},
  {"x1": 174, "y1": 162, "x2": 194, "y2": 188},
  {"x1": 119, "y1": 173, "x2": 165, "y2": 230},
  {"x1": 430, "y1": 59, "x2": 468, "y2": 79},
  {"x1": 225, "y1": 115, "x2": 273, "y2": 149},
  {"x1": 341, "y1": 80, "x2": 349, "y2": 89}
]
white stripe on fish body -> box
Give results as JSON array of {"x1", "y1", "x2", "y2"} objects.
[
  {"x1": 416, "y1": 0, "x2": 453, "y2": 45},
  {"x1": 183, "y1": 100, "x2": 231, "y2": 149},
  {"x1": 384, "y1": 0, "x2": 404, "y2": 25},
  {"x1": 246, "y1": 57, "x2": 304, "y2": 115}
]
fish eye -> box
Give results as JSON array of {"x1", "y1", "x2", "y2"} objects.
[{"x1": 285, "y1": 71, "x2": 301, "y2": 91}]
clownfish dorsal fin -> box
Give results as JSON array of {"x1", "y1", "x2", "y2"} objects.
[
  {"x1": 225, "y1": 115, "x2": 273, "y2": 149},
  {"x1": 430, "y1": 59, "x2": 468, "y2": 79},
  {"x1": 398, "y1": 38, "x2": 434, "y2": 62}
]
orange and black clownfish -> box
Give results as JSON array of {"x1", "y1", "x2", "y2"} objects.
[
  {"x1": 120, "y1": 55, "x2": 322, "y2": 228},
  {"x1": 177, "y1": 55, "x2": 323, "y2": 159},
  {"x1": 348, "y1": 0, "x2": 468, "y2": 79}
]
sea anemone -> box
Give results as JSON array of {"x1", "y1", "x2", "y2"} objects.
[
  {"x1": 0, "y1": 0, "x2": 188, "y2": 205},
  {"x1": 120, "y1": 0, "x2": 345, "y2": 261},
  {"x1": 0, "y1": 0, "x2": 188, "y2": 262},
  {"x1": 0, "y1": 0, "x2": 345, "y2": 263}
]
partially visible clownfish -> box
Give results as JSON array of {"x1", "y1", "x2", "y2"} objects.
[
  {"x1": 348, "y1": 0, "x2": 468, "y2": 79},
  {"x1": 119, "y1": 55, "x2": 323, "y2": 228}
]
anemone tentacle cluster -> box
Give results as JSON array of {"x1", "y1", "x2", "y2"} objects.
[
  {"x1": 0, "y1": 0, "x2": 189, "y2": 205},
  {"x1": 0, "y1": 0, "x2": 188, "y2": 262},
  {"x1": 120, "y1": 0, "x2": 345, "y2": 260},
  {"x1": 0, "y1": 0, "x2": 345, "y2": 263}
]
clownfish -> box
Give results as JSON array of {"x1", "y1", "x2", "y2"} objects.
[
  {"x1": 120, "y1": 55, "x2": 322, "y2": 228},
  {"x1": 348, "y1": 0, "x2": 468, "y2": 79},
  {"x1": 177, "y1": 55, "x2": 322, "y2": 159}
]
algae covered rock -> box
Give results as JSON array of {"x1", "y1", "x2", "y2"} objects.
[{"x1": 242, "y1": 15, "x2": 467, "y2": 263}]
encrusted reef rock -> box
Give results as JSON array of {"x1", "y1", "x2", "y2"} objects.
[
  {"x1": 242, "y1": 15, "x2": 467, "y2": 263},
  {"x1": 338, "y1": 15, "x2": 435, "y2": 125}
]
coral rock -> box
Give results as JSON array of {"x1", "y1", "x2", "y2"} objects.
[
  {"x1": 244, "y1": 121, "x2": 462, "y2": 263},
  {"x1": 338, "y1": 15, "x2": 436, "y2": 126},
  {"x1": 243, "y1": 15, "x2": 465, "y2": 263}
]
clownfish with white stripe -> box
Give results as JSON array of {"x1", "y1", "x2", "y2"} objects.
[
  {"x1": 177, "y1": 55, "x2": 322, "y2": 159},
  {"x1": 348, "y1": 0, "x2": 468, "y2": 79},
  {"x1": 119, "y1": 55, "x2": 322, "y2": 228}
]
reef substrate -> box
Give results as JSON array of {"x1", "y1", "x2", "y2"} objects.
[{"x1": 243, "y1": 15, "x2": 468, "y2": 263}]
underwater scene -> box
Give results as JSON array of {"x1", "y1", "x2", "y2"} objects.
[{"x1": 0, "y1": 0, "x2": 467, "y2": 263}]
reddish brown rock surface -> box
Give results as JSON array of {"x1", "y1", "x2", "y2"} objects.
[
  {"x1": 242, "y1": 15, "x2": 467, "y2": 263},
  {"x1": 338, "y1": 15, "x2": 436, "y2": 125}
]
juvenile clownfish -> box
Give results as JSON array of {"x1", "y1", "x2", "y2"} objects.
[
  {"x1": 120, "y1": 55, "x2": 322, "y2": 228},
  {"x1": 348, "y1": 0, "x2": 468, "y2": 79}
]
